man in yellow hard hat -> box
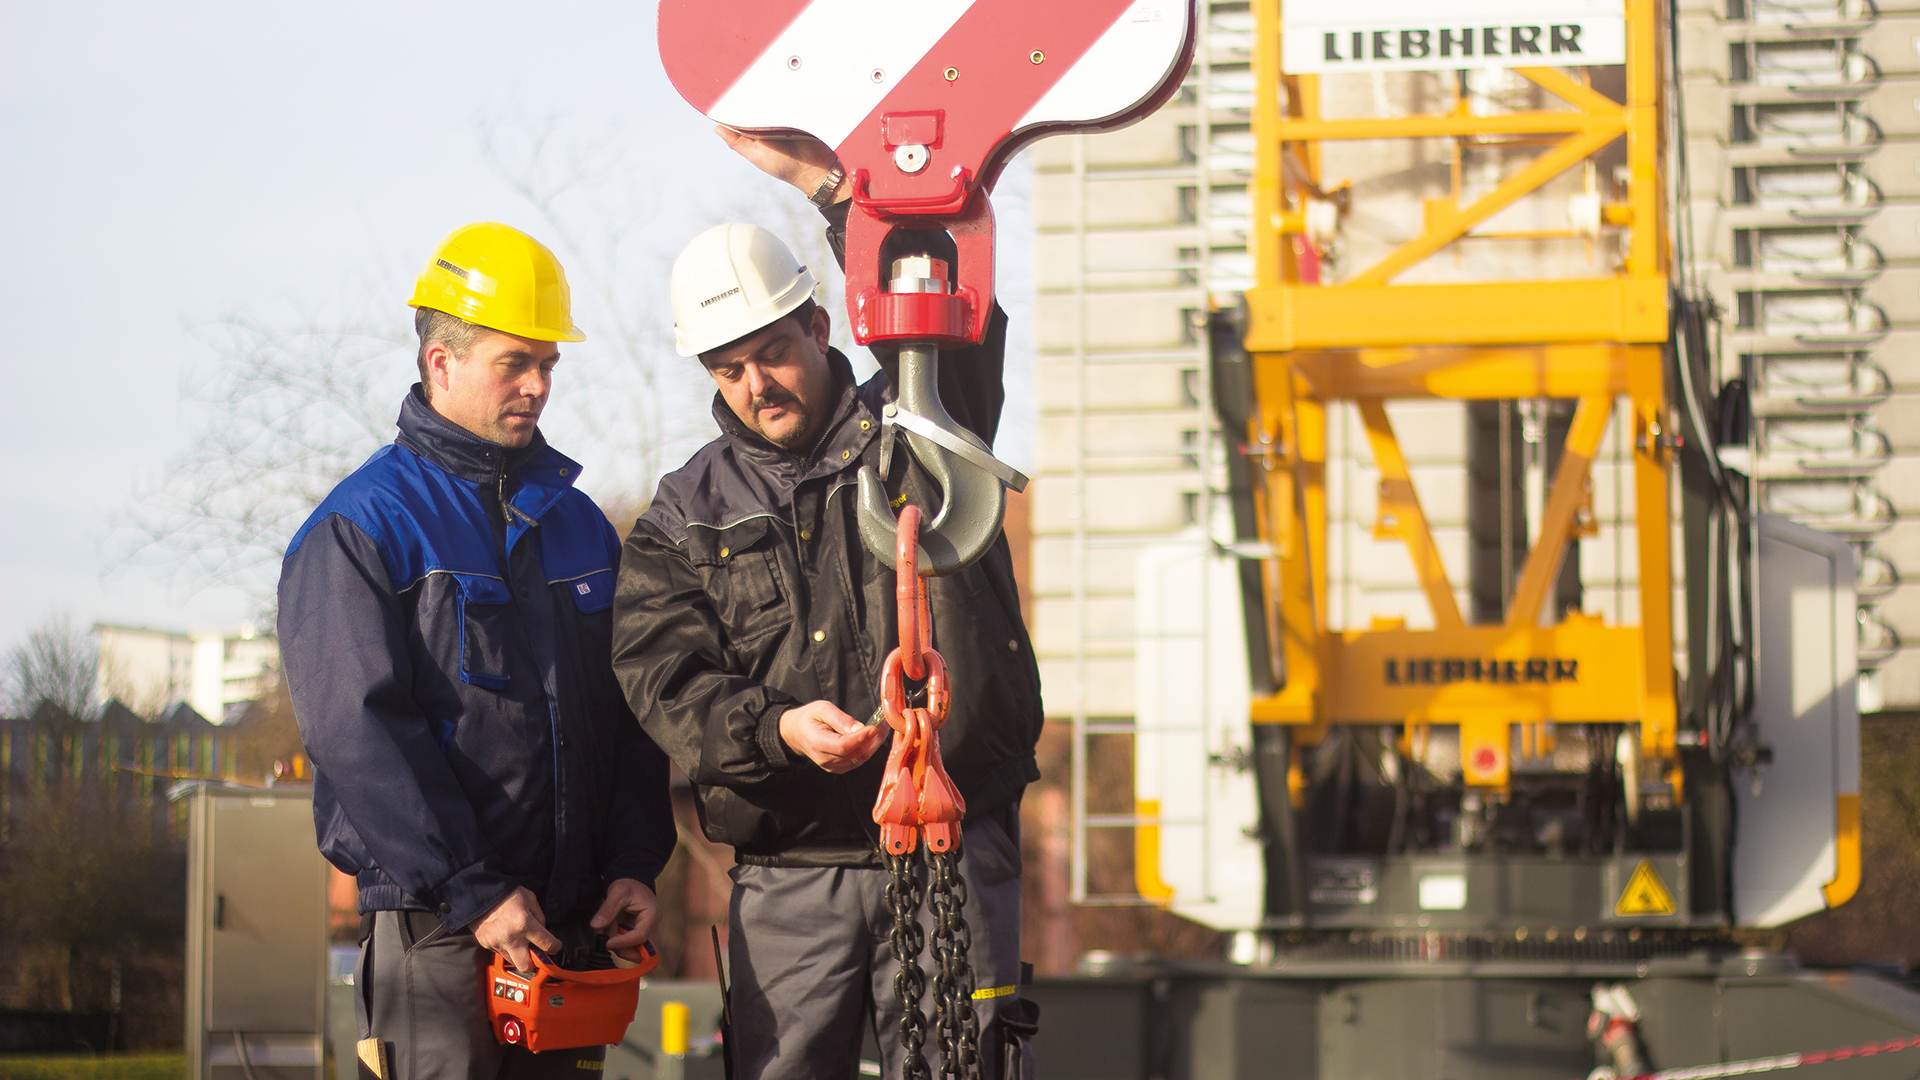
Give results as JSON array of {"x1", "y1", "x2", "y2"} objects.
[{"x1": 278, "y1": 223, "x2": 677, "y2": 1078}]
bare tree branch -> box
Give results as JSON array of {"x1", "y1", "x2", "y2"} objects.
[
  {"x1": 477, "y1": 115, "x2": 715, "y2": 500},
  {"x1": 4, "y1": 611, "x2": 100, "y2": 719},
  {"x1": 112, "y1": 310, "x2": 409, "y2": 608}
]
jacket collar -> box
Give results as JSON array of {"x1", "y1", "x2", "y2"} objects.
[
  {"x1": 709, "y1": 349, "x2": 875, "y2": 486},
  {"x1": 394, "y1": 386, "x2": 583, "y2": 499}
]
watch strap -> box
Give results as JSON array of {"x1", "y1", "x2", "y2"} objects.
[{"x1": 809, "y1": 166, "x2": 846, "y2": 208}]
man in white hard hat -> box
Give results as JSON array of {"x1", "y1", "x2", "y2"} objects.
[{"x1": 612, "y1": 134, "x2": 1043, "y2": 1080}]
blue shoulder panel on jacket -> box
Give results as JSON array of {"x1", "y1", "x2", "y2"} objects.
[
  {"x1": 285, "y1": 444, "x2": 500, "y2": 590},
  {"x1": 288, "y1": 440, "x2": 616, "y2": 601}
]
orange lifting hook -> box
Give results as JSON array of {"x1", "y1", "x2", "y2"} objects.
[{"x1": 871, "y1": 504, "x2": 967, "y2": 856}]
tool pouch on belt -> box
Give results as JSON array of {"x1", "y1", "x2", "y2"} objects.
[
  {"x1": 996, "y1": 995, "x2": 1040, "y2": 1080},
  {"x1": 487, "y1": 941, "x2": 658, "y2": 1052}
]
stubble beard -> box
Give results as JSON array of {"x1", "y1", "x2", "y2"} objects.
[
  {"x1": 752, "y1": 393, "x2": 812, "y2": 451},
  {"x1": 487, "y1": 409, "x2": 540, "y2": 449}
]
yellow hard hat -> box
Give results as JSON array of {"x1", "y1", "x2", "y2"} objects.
[{"x1": 408, "y1": 223, "x2": 586, "y2": 342}]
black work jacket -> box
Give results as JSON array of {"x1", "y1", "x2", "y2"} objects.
[
  {"x1": 611, "y1": 280, "x2": 1042, "y2": 867},
  {"x1": 280, "y1": 390, "x2": 676, "y2": 929}
]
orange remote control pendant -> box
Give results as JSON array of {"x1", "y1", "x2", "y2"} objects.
[{"x1": 487, "y1": 940, "x2": 657, "y2": 1052}]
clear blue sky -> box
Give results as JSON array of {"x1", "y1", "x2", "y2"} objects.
[{"x1": 0, "y1": 1, "x2": 1035, "y2": 650}]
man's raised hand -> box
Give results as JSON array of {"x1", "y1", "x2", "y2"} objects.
[
  {"x1": 472, "y1": 886, "x2": 561, "y2": 973},
  {"x1": 779, "y1": 700, "x2": 886, "y2": 773},
  {"x1": 716, "y1": 126, "x2": 849, "y2": 204}
]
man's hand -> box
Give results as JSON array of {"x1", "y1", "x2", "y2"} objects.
[
  {"x1": 717, "y1": 126, "x2": 849, "y2": 204},
  {"x1": 780, "y1": 700, "x2": 886, "y2": 773},
  {"x1": 472, "y1": 887, "x2": 561, "y2": 973},
  {"x1": 590, "y1": 878, "x2": 662, "y2": 964}
]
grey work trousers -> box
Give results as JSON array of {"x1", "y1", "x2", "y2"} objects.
[
  {"x1": 355, "y1": 910, "x2": 607, "y2": 1080},
  {"x1": 727, "y1": 811, "x2": 1032, "y2": 1080}
]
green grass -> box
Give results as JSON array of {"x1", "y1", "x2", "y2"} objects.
[{"x1": 0, "y1": 1054, "x2": 184, "y2": 1080}]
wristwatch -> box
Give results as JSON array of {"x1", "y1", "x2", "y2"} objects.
[{"x1": 809, "y1": 166, "x2": 847, "y2": 208}]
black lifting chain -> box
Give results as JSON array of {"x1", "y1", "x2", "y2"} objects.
[
  {"x1": 886, "y1": 850, "x2": 931, "y2": 1080},
  {"x1": 886, "y1": 846, "x2": 982, "y2": 1080},
  {"x1": 927, "y1": 846, "x2": 980, "y2": 1080}
]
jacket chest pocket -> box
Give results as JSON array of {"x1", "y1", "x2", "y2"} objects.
[
  {"x1": 686, "y1": 518, "x2": 787, "y2": 642},
  {"x1": 564, "y1": 568, "x2": 616, "y2": 614},
  {"x1": 449, "y1": 572, "x2": 513, "y2": 690}
]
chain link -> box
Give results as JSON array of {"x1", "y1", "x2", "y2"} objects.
[
  {"x1": 886, "y1": 850, "x2": 931, "y2": 1080},
  {"x1": 928, "y1": 846, "x2": 979, "y2": 1080}
]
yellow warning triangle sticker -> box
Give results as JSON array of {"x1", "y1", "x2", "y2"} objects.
[{"x1": 1616, "y1": 859, "x2": 1676, "y2": 916}]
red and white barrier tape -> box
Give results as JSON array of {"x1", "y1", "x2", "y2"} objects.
[{"x1": 1615, "y1": 1033, "x2": 1920, "y2": 1080}]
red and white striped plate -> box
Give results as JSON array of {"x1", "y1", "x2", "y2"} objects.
[{"x1": 658, "y1": 0, "x2": 1195, "y2": 202}]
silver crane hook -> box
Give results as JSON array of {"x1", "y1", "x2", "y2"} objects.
[{"x1": 856, "y1": 341, "x2": 1027, "y2": 575}]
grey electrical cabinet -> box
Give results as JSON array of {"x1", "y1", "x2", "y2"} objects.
[
  {"x1": 182, "y1": 783, "x2": 330, "y2": 1080},
  {"x1": 1733, "y1": 515, "x2": 1862, "y2": 928}
]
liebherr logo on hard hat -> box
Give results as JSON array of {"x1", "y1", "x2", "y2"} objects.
[
  {"x1": 700, "y1": 287, "x2": 741, "y2": 308},
  {"x1": 436, "y1": 258, "x2": 470, "y2": 279}
]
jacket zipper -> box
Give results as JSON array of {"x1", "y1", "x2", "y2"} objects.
[
  {"x1": 494, "y1": 455, "x2": 567, "y2": 911},
  {"x1": 498, "y1": 470, "x2": 539, "y2": 530}
]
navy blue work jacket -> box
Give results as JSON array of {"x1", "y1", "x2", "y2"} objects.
[{"x1": 279, "y1": 388, "x2": 674, "y2": 932}]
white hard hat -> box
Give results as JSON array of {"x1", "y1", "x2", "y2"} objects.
[{"x1": 671, "y1": 223, "x2": 819, "y2": 357}]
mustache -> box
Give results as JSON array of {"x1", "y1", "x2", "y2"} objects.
[{"x1": 750, "y1": 388, "x2": 800, "y2": 412}]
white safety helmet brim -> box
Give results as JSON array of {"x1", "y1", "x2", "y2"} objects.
[{"x1": 671, "y1": 223, "x2": 820, "y2": 358}]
